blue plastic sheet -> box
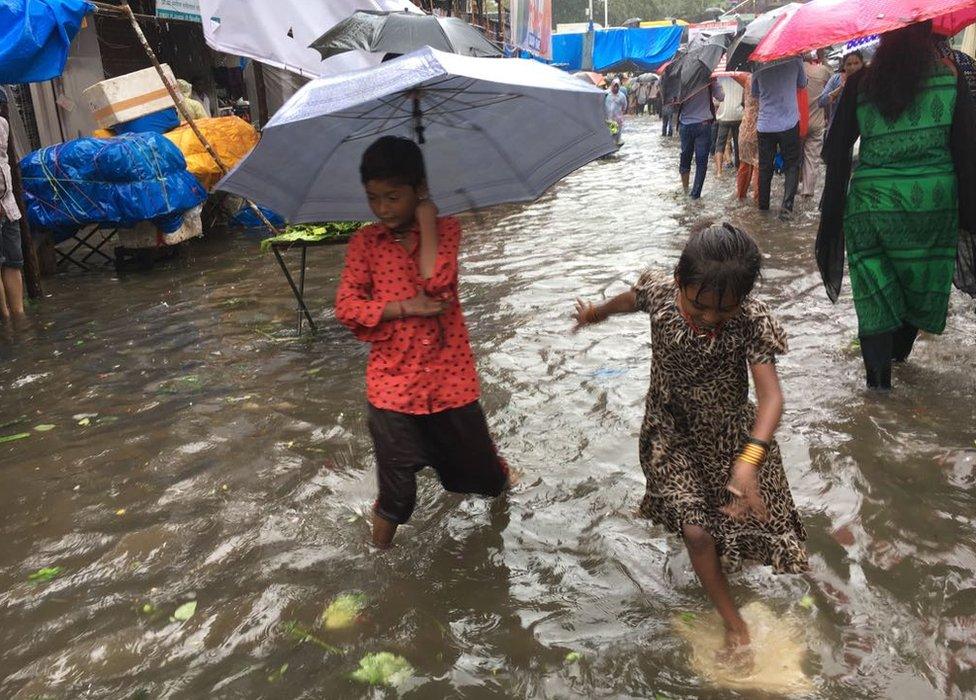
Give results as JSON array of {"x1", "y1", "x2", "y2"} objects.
[
  {"x1": 553, "y1": 25, "x2": 682, "y2": 72},
  {"x1": 113, "y1": 108, "x2": 180, "y2": 135},
  {"x1": 19, "y1": 133, "x2": 207, "y2": 234},
  {"x1": 229, "y1": 203, "x2": 285, "y2": 229},
  {"x1": 0, "y1": 0, "x2": 93, "y2": 84}
]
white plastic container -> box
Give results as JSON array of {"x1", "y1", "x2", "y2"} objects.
[{"x1": 83, "y1": 64, "x2": 178, "y2": 129}]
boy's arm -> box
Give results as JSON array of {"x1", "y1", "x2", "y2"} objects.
[
  {"x1": 334, "y1": 232, "x2": 396, "y2": 342},
  {"x1": 418, "y1": 213, "x2": 461, "y2": 298}
]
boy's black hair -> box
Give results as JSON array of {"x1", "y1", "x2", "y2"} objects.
[
  {"x1": 674, "y1": 223, "x2": 761, "y2": 305},
  {"x1": 359, "y1": 135, "x2": 427, "y2": 188}
]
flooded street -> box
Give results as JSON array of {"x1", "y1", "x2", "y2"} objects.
[{"x1": 3, "y1": 116, "x2": 976, "y2": 698}]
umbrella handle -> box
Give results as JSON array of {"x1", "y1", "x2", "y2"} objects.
[{"x1": 412, "y1": 93, "x2": 426, "y2": 145}]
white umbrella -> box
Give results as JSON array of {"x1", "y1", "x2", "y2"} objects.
[
  {"x1": 197, "y1": 0, "x2": 421, "y2": 77},
  {"x1": 217, "y1": 47, "x2": 616, "y2": 222}
]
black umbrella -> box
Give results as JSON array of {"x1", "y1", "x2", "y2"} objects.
[
  {"x1": 310, "y1": 10, "x2": 502, "y2": 60},
  {"x1": 663, "y1": 34, "x2": 730, "y2": 106},
  {"x1": 726, "y1": 3, "x2": 801, "y2": 71}
]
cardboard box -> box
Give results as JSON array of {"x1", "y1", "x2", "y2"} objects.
[{"x1": 83, "y1": 64, "x2": 178, "y2": 129}]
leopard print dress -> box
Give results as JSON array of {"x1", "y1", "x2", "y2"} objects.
[{"x1": 633, "y1": 272, "x2": 808, "y2": 574}]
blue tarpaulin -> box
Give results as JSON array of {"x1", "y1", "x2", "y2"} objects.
[
  {"x1": 0, "y1": 0, "x2": 93, "y2": 84},
  {"x1": 20, "y1": 133, "x2": 208, "y2": 235},
  {"x1": 553, "y1": 25, "x2": 683, "y2": 72}
]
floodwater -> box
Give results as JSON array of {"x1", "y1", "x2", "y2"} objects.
[{"x1": 2, "y1": 116, "x2": 976, "y2": 699}]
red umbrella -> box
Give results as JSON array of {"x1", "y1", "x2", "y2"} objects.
[{"x1": 751, "y1": 0, "x2": 976, "y2": 63}]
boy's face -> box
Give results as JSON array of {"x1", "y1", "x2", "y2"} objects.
[{"x1": 365, "y1": 179, "x2": 422, "y2": 232}]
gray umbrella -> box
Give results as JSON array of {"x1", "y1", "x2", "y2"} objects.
[
  {"x1": 726, "y1": 3, "x2": 802, "y2": 71},
  {"x1": 310, "y1": 10, "x2": 501, "y2": 60}
]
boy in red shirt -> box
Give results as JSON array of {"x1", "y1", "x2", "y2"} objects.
[{"x1": 335, "y1": 136, "x2": 510, "y2": 548}]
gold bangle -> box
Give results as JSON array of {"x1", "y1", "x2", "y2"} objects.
[{"x1": 741, "y1": 445, "x2": 766, "y2": 461}]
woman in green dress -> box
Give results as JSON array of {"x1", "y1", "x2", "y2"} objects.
[{"x1": 817, "y1": 21, "x2": 976, "y2": 390}]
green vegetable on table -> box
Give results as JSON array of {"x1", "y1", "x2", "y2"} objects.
[{"x1": 260, "y1": 222, "x2": 367, "y2": 252}]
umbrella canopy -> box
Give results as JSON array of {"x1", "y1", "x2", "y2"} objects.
[
  {"x1": 726, "y1": 3, "x2": 802, "y2": 71},
  {"x1": 573, "y1": 70, "x2": 606, "y2": 87},
  {"x1": 217, "y1": 47, "x2": 616, "y2": 222},
  {"x1": 311, "y1": 10, "x2": 501, "y2": 60},
  {"x1": 635, "y1": 72, "x2": 660, "y2": 83},
  {"x1": 752, "y1": 0, "x2": 976, "y2": 63},
  {"x1": 663, "y1": 34, "x2": 730, "y2": 106}
]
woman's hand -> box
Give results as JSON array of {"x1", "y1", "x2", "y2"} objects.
[
  {"x1": 573, "y1": 298, "x2": 603, "y2": 331},
  {"x1": 402, "y1": 291, "x2": 448, "y2": 318},
  {"x1": 720, "y1": 461, "x2": 768, "y2": 522}
]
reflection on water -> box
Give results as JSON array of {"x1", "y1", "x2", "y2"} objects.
[{"x1": 1, "y1": 116, "x2": 975, "y2": 698}]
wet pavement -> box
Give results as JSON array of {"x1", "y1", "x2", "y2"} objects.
[{"x1": 2, "y1": 116, "x2": 976, "y2": 698}]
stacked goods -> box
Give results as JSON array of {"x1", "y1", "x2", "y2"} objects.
[
  {"x1": 164, "y1": 117, "x2": 259, "y2": 190},
  {"x1": 19, "y1": 132, "x2": 207, "y2": 234}
]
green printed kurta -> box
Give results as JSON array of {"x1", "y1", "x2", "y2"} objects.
[{"x1": 844, "y1": 70, "x2": 959, "y2": 336}]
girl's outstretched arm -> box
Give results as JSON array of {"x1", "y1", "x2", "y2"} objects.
[
  {"x1": 721, "y1": 362, "x2": 784, "y2": 522},
  {"x1": 573, "y1": 290, "x2": 638, "y2": 330}
]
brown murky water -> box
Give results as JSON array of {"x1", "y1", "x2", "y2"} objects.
[{"x1": 2, "y1": 117, "x2": 976, "y2": 698}]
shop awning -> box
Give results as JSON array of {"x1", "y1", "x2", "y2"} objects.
[
  {"x1": 552, "y1": 25, "x2": 683, "y2": 73},
  {"x1": 197, "y1": 0, "x2": 422, "y2": 78}
]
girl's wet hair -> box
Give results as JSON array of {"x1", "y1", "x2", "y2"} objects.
[
  {"x1": 360, "y1": 135, "x2": 427, "y2": 187},
  {"x1": 674, "y1": 223, "x2": 762, "y2": 305}
]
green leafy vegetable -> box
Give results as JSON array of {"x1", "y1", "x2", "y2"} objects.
[
  {"x1": 565, "y1": 651, "x2": 582, "y2": 663},
  {"x1": 0, "y1": 432, "x2": 31, "y2": 443},
  {"x1": 267, "y1": 663, "x2": 288, "y2": 682},
  {"x1": 282, "y1": 620, "x2": 342, "y2": 653},
  {"x1": 34, "y1": 424, "x2": 56, "y2": 432},
  {"x1": 350, "y1": 652, "x2": 413, "y2": 687},
  {"x1": 172, "y1": 601, "x2": 197, "y2": 621},
  {"x1": 28, "y1": 566, "x2": 63, "y2": 583},
  {"x1": 259, "y1": 222, "x2": 367, "y2": 253},
  {"x1": 798, "y1": 595, "x2": 815, "y2": 610},
  {"x1": 679, "y1": 612, "x2": 697, "y2": 624},
  {"x1": 322, "y1": 592, "x2": 367, "y2": 630}
]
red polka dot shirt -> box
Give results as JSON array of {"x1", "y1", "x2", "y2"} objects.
[{"x1": 335, "y1": 216, "x2": 480, "y2": 415}]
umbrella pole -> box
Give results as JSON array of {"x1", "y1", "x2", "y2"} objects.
[
  {"x1": 412, "y1": 93, "x2": 425, "y2": 144},
  {"x1": 95, "y1": 2, "x2": 285, "y2": 242}
]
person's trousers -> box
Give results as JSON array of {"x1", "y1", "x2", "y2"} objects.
[
  {"x1": 800, "y1": 125, "x2": 824, "y2": 197},
  {"x1": 859, "y1": 323, "x2": 920, "y2": 390},
  {"x1": 735, "y1": 163, "x2": 760, "y2": 204},
  {"x1": 679, "y1": 120, "x2": 713, "y2": 199},
  {"x1": 661, "y1": 108, "x2": 674, "y2": 136},
  {"x1": 758, "y1": 124, "x2": 801, "y2": 212}
]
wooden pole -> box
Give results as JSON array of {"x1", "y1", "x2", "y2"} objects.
[
  {"x1": 253, "y1": 61, "x2": 270, "y2": 127},
  {"x1": 111, "y1": 2, "x2": 284, "y2": 238},
  {"x1": 3, "y1": 106, "x2": 42, "y2": 298}
]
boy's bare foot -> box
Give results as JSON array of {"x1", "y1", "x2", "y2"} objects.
[
  {"x1": 371, "y1": 512, "x2": 397, "y2": 549},
  {"x1": 505, "y1": 467, "x2": 521, "y2": 489}
]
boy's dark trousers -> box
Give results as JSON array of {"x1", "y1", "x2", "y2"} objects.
[{"x1": 368, "y1": 401, "x2": 508, "y2": 525}]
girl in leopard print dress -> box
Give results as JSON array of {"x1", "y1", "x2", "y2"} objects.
[{"x1": 574, "y1": 224, "x2": 807, "y2": 656}]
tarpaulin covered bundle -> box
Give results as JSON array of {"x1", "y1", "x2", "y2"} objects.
[
  {"x1": 19, "y1": 132, "x2": 207, "y2": 234},
  {"x1": 552, "y1": 25, "x2": 683, "y2": 72},
  {"x1": 0, "y1": 0, "x2": 93, "y2": 83},
  {"x1": 164, "y1": 116, "x2": 259, "y2": 190}
]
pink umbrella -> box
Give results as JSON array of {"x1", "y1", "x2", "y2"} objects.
[{"x1": 751, "y1": 0, "x2": 976, "y2": 63}]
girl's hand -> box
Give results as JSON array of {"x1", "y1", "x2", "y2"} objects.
[
  {"x1": 720, "y1": 461, "x2": 768, "y2": 522},
  {"x1": 573, "y1": 298, "x2": 602, "y2": 331}
]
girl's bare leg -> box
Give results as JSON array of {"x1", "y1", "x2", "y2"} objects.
[{"x1": 682, "y1": 524, "x2": 750, "y2": 652}]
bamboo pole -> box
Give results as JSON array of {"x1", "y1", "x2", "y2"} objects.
[
  {"x1": 3, "y1": 107, "x2": 42, "y2": 298},
  {"x1": 94, "y1": 2, "x2": 284, "y2": 239}
]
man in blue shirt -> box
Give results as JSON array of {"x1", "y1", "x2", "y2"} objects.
[
  {"x1": 752, "y1": 57, "x2": 808, "y2": 217},
  {"x1": 677, "y1": 78, "x2": 724, "y2": 199}
]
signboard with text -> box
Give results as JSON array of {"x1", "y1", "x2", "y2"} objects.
[
  {"x1": 156, "y1": 0, "x2": 202, "y2": 22},
  {"x1": 510, "y1": 0, "x2": 552, "y2": 60}
]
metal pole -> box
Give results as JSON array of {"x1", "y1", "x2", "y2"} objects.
[{"x1": 604, "y1": 0, "x2": 608, "y2": 27}]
